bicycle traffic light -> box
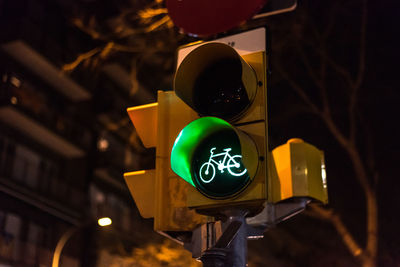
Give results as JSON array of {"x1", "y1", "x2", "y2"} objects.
[
  {"x1": 124, "y1": 28, "x2": 269, "y2": 232},
  {"x1": 171, "y1": 41, "x2": 269, "y2": 214},
  {"x1": 123, "y1": 28, "x2": 327, "y2": 236},
  {"x1": 171, "y1": 116, "x2": 259, "y2": 199}
]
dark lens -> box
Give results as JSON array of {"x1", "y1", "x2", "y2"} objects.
[{"x1": 193, "y1": 58, "x2": 250, "y2": 121}]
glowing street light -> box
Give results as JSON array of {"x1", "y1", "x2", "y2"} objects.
[
  {"x1": 52, "y1": 217, "x2": 112, "y2": 267},
  {"x1": 98, "y1": 217, "x2": 112, "y2": 227}
]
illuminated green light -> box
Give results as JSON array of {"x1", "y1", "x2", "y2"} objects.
[
  {"x1": 171, "y1": 117, "x2": 231, "y2": 187},
  {"x1": 171, "y1": 117, "x2": 254, "y2": 198},
  {"x1": 191, "y1": 129, "x2": 250, "y2": 198},
  {"x1": 199, "y1": 147, "x2": 246, "y2": 183}
]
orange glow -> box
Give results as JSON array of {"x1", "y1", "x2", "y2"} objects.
[
  {"x1": 127, "y1": 102, "x2": 158, "y2": 111},
  {"x1": 124, "y1": 170, "x2": 146, "y2": 176}
]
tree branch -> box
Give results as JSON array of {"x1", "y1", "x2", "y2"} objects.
[
  {"x1": 353, "y1": 0, "x2": 368, "y2": 91},
  {"x1": 144, "y1": 15, "x2": 171, "y2": 32},
  {"x1": 313, "y1": 47, "x2": 354, "y2": 89},
  {"x1": 62, "y1": 47, "x2": 101, "y2": 72},
  {"x1": 321, "y1": 2, "x2": 339, "y2": 40},
  {"x1": 274, "y1": 59, "x2": 321, "y2": 114},
  {"x1": 349, "y1": 0, "x2": 368, "y2": 143},
  {"x1": 365, "y1": 190, "x2": 378, "y2": 264},
  {"x1": 296, "y1": 46, "x2": 324, "y2": 91},
  {"x1": 323, "y1": 113, "x2": 372, "y2": 195},
  {"x1": 307, "y1": 205, "x2": 363, "y2": 258},
  {"x1": 319, "y1": 111, "x2": 349, "y2": 148},
  {"x1": 318, "y1": 44, "x2": 331, "y2": 115},
  {"x1": 299, "y1": 11, "x2": 333, "y2": 115},
  {"x1": 71, "y1": 17, "x2": 104, "y2": 40}
]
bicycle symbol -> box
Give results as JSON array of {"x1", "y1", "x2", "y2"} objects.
[{"x1": 199, "y1": 147, "x2": 247, "y2": 184}]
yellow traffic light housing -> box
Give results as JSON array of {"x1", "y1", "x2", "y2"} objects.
[{"x1": 171, "y1": 42, "x2": 269, "y2": 215}]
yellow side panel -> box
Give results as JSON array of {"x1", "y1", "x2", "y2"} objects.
[
  {"x1": 154, "y1": 91, "x2": 208, "y2": 231},
  {"x1": 124, "y1": 170, "x2": 155, "y2": 218},
  {"x1": 270, "y1": 139, "x2": 328, "y2": 204},
  {"x1": 238, "y1": 52, "x2": 267, "y2": 124},
  {"x1": 271, "y1": 144, "x2": 293, "y2": 202},
  {"x1": 302, "y1": 144, "x2": 328, "y2": 204},
  {"x1": 127, "y1": 103, "x2": 158, "y2": 148}
]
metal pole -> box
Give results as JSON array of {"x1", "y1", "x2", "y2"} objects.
[
  {"x1": 223, "y1": 210, "x2": 248, "y2": 267},
  {"x1": 200, "y1": 248, "x2": 229, "y2": 267},
  {"x1": 199, "y1": 209, "x2": 248, "y2": 267},
  {"x1": 51, "y1": 218, "x2": 113, "y2": 267},
  {"x1": 52, "y1": 227, "x2": 77, "y2": 267}
]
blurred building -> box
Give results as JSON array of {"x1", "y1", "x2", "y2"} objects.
[{"x1": 0, "y1": 0, "x2": 154, "y2": 266}]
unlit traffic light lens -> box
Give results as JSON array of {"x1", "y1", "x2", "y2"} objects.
[
  {"x1": 193, "y1": 58, "x2": 250, "y2": 121},
  {"x1": 174, "y1": 42, "x2": 258, "y2": 123}
]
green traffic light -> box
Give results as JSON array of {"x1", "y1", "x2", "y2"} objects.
[
  {"x1": 171, "y1": 117, "x2": 231, "y2": 187},
  {"x1": 171, "y1": 117, "x2": 257, "y2": 198},
  {"x1": 191, "y1": 129, "x2": 250, "y2": 198}
]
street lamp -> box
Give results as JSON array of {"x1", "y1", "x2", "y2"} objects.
[
  {"x1": 97, "y1": 217, "x2": 112, "y2": 227},
  {"x1": 51, "y1": 217, "x2": 112, "y2": 267}
]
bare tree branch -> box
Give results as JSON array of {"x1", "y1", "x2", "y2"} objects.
[
  {"x1": 99, "y1": 42, "x2": 115, "y2": 59},
  {"x1": 112, "y1": 43, "x2": 146, "y2": 53},
  {"x1": 62, "y1": 47, "x2": 101, "y2": 72},
  {"x1": 318, "y1": 45, "x2": 331, "y2": 114},
  {"x1": 274, "y1": 60, "x2": 321, "y2": 114},
  {"x1": 365, "y1": 190, "x2": 378, "y2": 265},
  {"x1": 349, "y1": 0, "x2": 368, "y2": 143},
  {"x1": 144, "y1": 15, "x2": 171, "y2": 32},
  {"x1": 353, "y1": 0, "x2": 368, "y2": 90},
  {"x1": 129, "y1": 59, "x2": 139, "y2": 97},
  {"x1": 307, "y1": 205, "x2": 363, "y2": 258},
  {"x1": 313, "y1": 47, "x2": 354, "y2": 88},
  {"x1": 321, "y1": 2, "x2": 340, "y2": 40},
  {"x1": 138, "y1": 7, "x2": 168, "y2": 20},
  {"x1": 104, "y1": 117, "x2": 130, "y2": 132},
  {"x1": 71, "y1": 17, "x2": 104, "y2": 40},
  {"x1": 296, "y1": 46, "x2": 323, "y2": 91},
  {"x1": 300, "y1": 9, "x2": 332, "y2": 115}
]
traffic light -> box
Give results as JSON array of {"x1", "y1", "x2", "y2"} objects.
[
  {"x1": 124, "y1": 28, "x2": 328, "y2": 237},
  {"x1": 170, "y1": 41, "x2": 269, "y2": 214},
  {"x1": 124, "y1": 28, "x2": 270, "y2": 235}
]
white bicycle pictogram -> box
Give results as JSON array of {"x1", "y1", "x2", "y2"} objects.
[{"x1": 199, "y1": 147, "x2": 247, "y2": 184}]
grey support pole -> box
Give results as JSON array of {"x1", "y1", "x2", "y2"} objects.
[
  {"x1": 200, "y1": 209, "x2": 248, "y2": 267},
  {"x1": 223, "y1": 210, "x2": 248, "y2": 267}
]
